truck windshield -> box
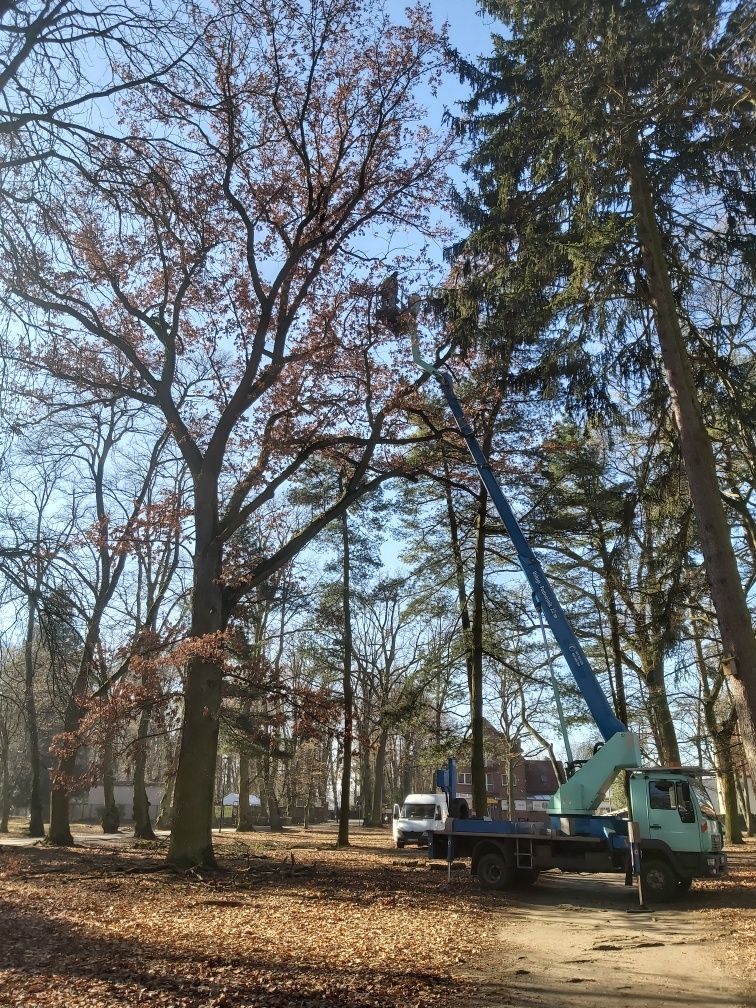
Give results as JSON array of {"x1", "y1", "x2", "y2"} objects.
[
  {"x1": 689, "y1": 779, "x2": 718, "y2": 819},
  {"x1": 401, "y1": 804, "x2": 435, "y2": 819}
]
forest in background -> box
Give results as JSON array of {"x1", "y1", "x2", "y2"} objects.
[{"x1": 0, "y1": 0, "x2": 754, "y2": 867}]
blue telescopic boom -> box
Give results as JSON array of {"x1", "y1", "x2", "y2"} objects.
[{"x1": 414, "y1": 348, "x2": 626, "y2": 742}]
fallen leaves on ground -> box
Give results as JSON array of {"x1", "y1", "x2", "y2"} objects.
[
  {"x1": 695, "y1": 840, "x2": 756, "y2": 988},
  {"x1": 0, "y1": 827, "x2": 754, "y2": 1007},
  {"x1": 0, "y1": 828, "x2": 499, "y2": 1008}
]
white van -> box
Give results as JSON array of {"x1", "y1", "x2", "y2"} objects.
[{"x1": 392, "y1": 792, "x2": 447, "y2": 848}]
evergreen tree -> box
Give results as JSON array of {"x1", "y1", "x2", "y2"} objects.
[{"x1": 452, "y1": 0, "x2": 756, "y2": 777}]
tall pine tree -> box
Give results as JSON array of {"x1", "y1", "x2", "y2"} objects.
[{"x1": 452, "y1": 0, "x2": 756, "y2": 777}]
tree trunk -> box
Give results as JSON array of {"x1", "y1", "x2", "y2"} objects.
[
  {"x1": 600, "y1": 554, "x2": 628, "y2": 726},
  {"x1": 100, "y1": 737, "x2": 120, "y2": 833},
  {"x1": 443, "y1": 455, "x2": 474, "y2": 699},
  {"x1": 49, "y1": 650, "x2": 92, "y2": 845},
  {"x1": 155, "y1": 741, "x2": 177, "y2": 831},
  {"x1": 24, "y1": 600, "x2": 45, "y2": 838},
  {"x1": 0, "y1": 726, "x2": 10, "y2": 832},
  {"x1": 132, "y1": 705, "x2": 155, "y2": 840},
  {"x1": 166, "y1": 652, "x2": 221, "y2": 865},
  {"x1": 400, "y1": 754, "x2": 412, "y2": 799},
  {"x1": 506, "y1": 753, "x2": 515, "y2": 821},
  {"x1": 734, "y1": 774, "x2": 753, "y2": 836},
  {"x1": 237, "y1": 751, "x2": 255, "y2": 832},
  {"x1": 264, "y1": 759, "x2": 283, "y2": 830},
  {"x1": 359, "y1": 709, "x2": 374, "y2": 826},
  {"x1": 337, "y1": 508, "x2": 354, "y2": 847},
  {"x1": 715, "y1": 729, "x2": 742, "y2": 846},
  {"x1": 627, "y1": 142, "x2": 756, "y2": 782},
  {"x1": 692, "y1": 621, "x2": 742, "y2": 844},
  {"x1": 167, "y1": 487, "x2": 224, "y2": 867},
  {"x1": 471, "y1": 485, "x2": 487, "y2": 818},
  {"x1": 370, "y1": 728, "x2": 389, "y2": 826},
  {"x1": 642, "y1": 649, "x2": 680, "y2": 765}
]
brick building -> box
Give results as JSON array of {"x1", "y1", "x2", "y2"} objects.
[
  {"x1": 453, "y1": 721, "x2": 563, "y2": 823},
  {"x1": 454, "y1": 756, "x2": 561, "y2": 823}
]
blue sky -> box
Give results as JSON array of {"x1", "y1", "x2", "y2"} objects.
[
  {"x1": 363, "y1": 3, "x2": 498, "y2": 276},
  {"x1": 385, "y1": 1, "x2": 496, "y2": 127}
]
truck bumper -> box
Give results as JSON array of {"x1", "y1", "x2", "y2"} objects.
[{"x1": 397, "y1": 830, "x2": 429, "y2": 845}]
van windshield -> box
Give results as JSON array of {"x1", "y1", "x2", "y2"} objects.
[{"x1": 401, "y1": 803, "x2": 435, "y2": 819}]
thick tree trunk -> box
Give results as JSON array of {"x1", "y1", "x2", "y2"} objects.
[
  {"x1": 642, "y1": 649, "x2": 680, "y2": 765},
  {"x1": 627, "y1": 143, "x2": 756, "y2": 782},
  {"x1": 471, "y1": 485, "x2": 487, "y2": 818},
  {"x1": 49, "y1": 647, "x2": 92, "y2": 845},
  {"x1": 167, "y1": 487, "x2": 224, "y2": 868},
  {"x1": 24, "y1": 601, "x2": 45, "y2": 838},
  {"x1": 133, "y1": 706, "x2": 155, "y2": 840},
  {"x1": 337, "y1": 509, "x2": 354, "y2": 847},
  {"x1": 715, "y1": 731, "x2": 743, "y2": 845},
  {"x1": 168, "y1": 650, "x2": 222, "y2": 865}
]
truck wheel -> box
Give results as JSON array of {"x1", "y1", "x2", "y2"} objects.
[
  {"x1": 640, "y1": 859, "x2": 678, "y2": 902},
  {"x1": 395, "y1": 839, "x2": 405, "y2": 849},
  {"x1": 477, "y1": 851, "x2": 515, "y2": 891}
]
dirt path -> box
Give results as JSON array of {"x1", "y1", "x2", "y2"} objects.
[{"x1": 458, "y1": 867, "x2": 756, "y2": 1008}]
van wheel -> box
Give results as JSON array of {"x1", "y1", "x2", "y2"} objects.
[
  {"x1": 640, "y1": 859, "x2": 678, "y2": 902},
  {"x1": 477, "y1": 851, "x2": 515, "y2": 891}
]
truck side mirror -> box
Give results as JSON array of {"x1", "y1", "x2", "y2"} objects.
[{"x1": 392, "y1": 804, "x2": 400, "y2": 820}]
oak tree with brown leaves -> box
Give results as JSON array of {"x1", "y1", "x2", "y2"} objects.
[{"x1": 0, "y1": 0, "x2": 452, "y2": 866}]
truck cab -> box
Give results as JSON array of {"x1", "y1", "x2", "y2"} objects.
[
  {"x1": 392, "y1": 793, "x2": 447, "y2": 848},
  {"x1": 628, "y1": 768, "x2": 726, "y2": 898}
]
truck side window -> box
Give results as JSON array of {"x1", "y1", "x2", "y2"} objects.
[
  {"x1": 649, "y1": 781, "x2": 674, "y2": 810},
  {"x1": 675, "y1": 781, "x2": 696, "y2": 823}
]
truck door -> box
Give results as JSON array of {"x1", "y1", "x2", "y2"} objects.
[{"x1": 646, "y1": 779, "x2": 700, "y2": 853}]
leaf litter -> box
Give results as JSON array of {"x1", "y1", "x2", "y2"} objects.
[{"x1": 0, "y1": 828, "x2": 754, "y2": 1007}]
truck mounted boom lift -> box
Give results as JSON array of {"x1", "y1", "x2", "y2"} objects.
[{"x1": 391, "y1": 286, "x2": 727, "y2": 901}]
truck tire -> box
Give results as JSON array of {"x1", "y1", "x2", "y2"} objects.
[
  {"x1": 395, "y1": 839, "x2": 405, "y2": 849},
  {"x1": 640, "y1": 858, "x2": 678, "y2": 902},
  {"x1": 477, "y1": 851, "x2": 515, "y2": 891}
]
